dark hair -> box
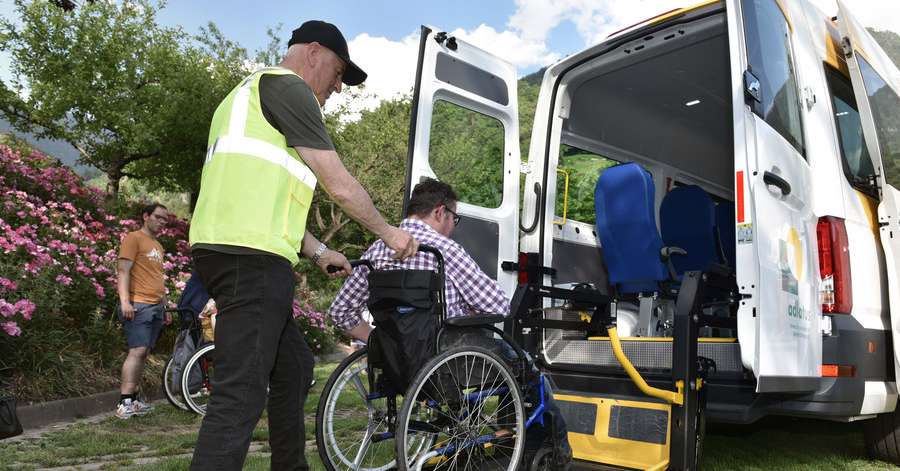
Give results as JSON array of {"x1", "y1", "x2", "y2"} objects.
[
  {"x1": 140, "y1": 202, "x2": 167, "y2": 219},
  {"x1": 405, "y1": 178, "x2": 458, "y2": 218}
]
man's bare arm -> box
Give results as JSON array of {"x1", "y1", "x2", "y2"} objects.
[
  {"x1": 296, "y1": 146, "x2": 418, "y2": 259},
  {"x1": 116, "y1": 259, "x2": 135, "y2": 320}
]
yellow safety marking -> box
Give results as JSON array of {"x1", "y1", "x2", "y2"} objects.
[
  {"x1": 648, "y1": 0, "x2": 721, "y2": 28},
  {"x1": 824, "y1": 25, "x2": 851, "y2": 77},
  {"x1": 554, "y1": 393, "x2": 671, "y2": 470},
  {"x1": 774, "y1": 0, "x2": 794, "y2": 33},
  {"x1": 856, "y1": 190, "x2": 881, "y2": 240},
  {"x1": 587, "y1": 336, "x2": 737, "y2": 343}
]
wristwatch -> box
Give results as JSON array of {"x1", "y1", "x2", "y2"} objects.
[{"x1": 311, "y1": 242, "x2": 327, "y2": 265}]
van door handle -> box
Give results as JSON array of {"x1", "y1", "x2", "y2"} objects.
[{"x1": 763, "y1": 171, "x2": 791, "y2": 196}]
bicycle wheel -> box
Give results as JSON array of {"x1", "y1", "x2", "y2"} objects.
[
  {"x1": 396, "y1": 346, "x2": 526, "y2": 471},
  {"x1": 161, "y1": 356, "x2": 188, "y2": 411},
  {"x1": 181, "y1": 343, "x2": 215, "y2": 416},
  {"x1": 316, "y1": 347, "x2": 411, "y2": 471}
]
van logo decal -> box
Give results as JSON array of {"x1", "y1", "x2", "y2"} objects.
[{"x1": 779, "y1": 227, "x2": 804, "y2": 295}]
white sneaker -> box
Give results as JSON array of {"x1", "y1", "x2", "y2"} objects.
[
  {"x1": 131, "y1": 399, "x2": 154, "y2": 416},
  {"x1": 116, "y1": 400, "x2": 136, "y2": 419}
]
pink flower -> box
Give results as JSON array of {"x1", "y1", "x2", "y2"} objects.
[
  {"x1": 0, "y1": 300, "x2": 13, "y2": 318},
  {"x1": 56, "y1": 274, "x2": 73, "y2": 286},
  {"x1": 13, "y1": 300, "x2": 35, "y2": 320},
  {"x1": 0, "y1": 277, "x2": 16, "y2": 292},
  {"x1": 2, "y1": 321, "x2": 21, "y2": 337}
]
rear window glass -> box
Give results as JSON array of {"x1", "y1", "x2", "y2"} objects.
[
  {"x1": 742, "y1": 0, "x2": 806, "y2": 155},
  {"x1": 824, "y1": 66, "x2": 877, "y2": 196},
  {"x1": 856, "y1": 56, "x2": 900, "y2": 190},
  {"x1": 555, "y1": 145, "x2": 620, "y2": 225}
]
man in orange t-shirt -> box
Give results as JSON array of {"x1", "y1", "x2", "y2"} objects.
[{"x1": 115, "y1": 202, "x2": 171, "y2": 419}]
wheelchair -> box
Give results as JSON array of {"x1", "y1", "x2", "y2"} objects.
[
  {"x1": 315, "y1": 245, "x2": 557, "y2": 471},
  {"x1": 161, "y1": 273, "x2": 215, "y2": 415}
]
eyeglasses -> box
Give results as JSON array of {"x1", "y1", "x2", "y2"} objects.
[{"x1": 444, "y1": 206, "x2": 461, "y2": 226}]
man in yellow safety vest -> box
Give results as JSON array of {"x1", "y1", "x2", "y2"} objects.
[{"x1": 188, "y1": 20, "x2": 418, "y2": 470}]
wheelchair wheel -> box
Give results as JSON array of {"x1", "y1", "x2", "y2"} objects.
[
  {"x1": 181, "y1": 343, "x2": 215, "y2": 416},
  {"x1": 528, "y1": 447, "x2": 554, "y2": 471},
  {"x1": 317, "y1": 347, "x2": 420, "y2": 471},
  {"x1": 161, "y1": 356, "x2": 188, "y2": 411},
  {"x1": 396, "y1": 346, "x2": 526, "y2": 471}
]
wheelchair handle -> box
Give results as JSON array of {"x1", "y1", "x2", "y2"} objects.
[
  {"x1": 326, "y1": 244, "x2": 445, "y2": 277},
  {"x1": 327, "y1": 244, "x2": 447, "y2": 321}
]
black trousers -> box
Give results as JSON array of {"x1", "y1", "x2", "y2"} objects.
[{"x1": 190, "y1": 250, "x2": 315, "y2": 471}]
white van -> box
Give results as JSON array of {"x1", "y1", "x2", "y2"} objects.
[{"x1": 403, "y1": 0, "x2": 900, "y2": 467}]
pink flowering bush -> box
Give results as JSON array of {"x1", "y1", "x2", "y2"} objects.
[
  {"x1": 292, "y1": 289, "x2": 336, "y2": 355},
  {"x1": 0, "y1": 143, "x2": 191, "y2": 400}
]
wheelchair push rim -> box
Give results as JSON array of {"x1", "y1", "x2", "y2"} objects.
[
  {"x1": 316, "y1": 348, "x2": 434, "y2": 471},
  {"x1": 162, "y1": 356, "x2": 189, "y2": 411},
  {"x1": 396, "y1": 346, "x2": 526, "y2": 471},
  {"x1": 181, "y1": 342, "x2": 215, "y2": 415}
]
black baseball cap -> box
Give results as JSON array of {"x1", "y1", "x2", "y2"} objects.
[{"x1": 288, "y1": 20, "x2": 367, "y2": 86}]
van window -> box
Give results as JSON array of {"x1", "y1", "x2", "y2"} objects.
[
  {"x1": 742, "y1": 0, "x2": 805, "y2": 155},
  {"x1": 856, "y1": 56, "x2": 900, "y2": 190},
  {"x1": 555, "y1": 145, "x2": 620, "y2": 225},
  {"x1": 429, "y1": 100, "x2": 504, "y2": 208},
  {"x1": 824, "y1": 66, "x2": 878, "y2": 196}
]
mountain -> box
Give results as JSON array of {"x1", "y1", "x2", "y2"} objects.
[
  {"x1": 869, "y1": 28, "x2": 900, "y2": 69},
  {"x1": 0, "y1": 116, "x2": 96, "y2": 176}
]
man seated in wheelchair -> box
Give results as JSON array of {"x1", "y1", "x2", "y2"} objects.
[{"x1": 328, "y1": 179, "x2": 572, "y2": 469}]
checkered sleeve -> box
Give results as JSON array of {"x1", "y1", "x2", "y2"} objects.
[
  {"x1": 326, "y1": 251, "x2": 374, "y2": 332},
  {"x1": 444, "y1": 242, "x2": 510, "y2": 316}
]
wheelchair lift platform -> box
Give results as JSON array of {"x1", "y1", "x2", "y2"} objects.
[{"x1": 512, "y1": 269, "x2": 717, "y2": 470}]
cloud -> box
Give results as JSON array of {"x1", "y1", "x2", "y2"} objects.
[
  {"x1": 327, "y1": 0, "x2": 900, "y2": 117},
  {"x1": 323, "y1": 32, "x2": 421, "y2": 117},
  {"x1": 325, "y1": 25, "x2": 559, "y2": 117},
  {"x1": 509, "y1": 0, "x2": 695, "y2": 46}
]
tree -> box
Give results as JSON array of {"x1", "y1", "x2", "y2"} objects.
[{"x1": 0, "y1": 0, "x2": 231, "y2": 198}]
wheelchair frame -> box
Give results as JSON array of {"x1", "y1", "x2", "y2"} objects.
[{"x1": 316, "y1": 245, "x2": 554, "y2": 471}]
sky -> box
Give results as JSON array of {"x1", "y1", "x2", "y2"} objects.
[{"x1": 1, "y1": 0, "x2": 900, "y2": 116}]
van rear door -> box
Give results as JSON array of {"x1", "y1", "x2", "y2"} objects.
[
  {"x1": 836, "y1": 0, "x2": 900, "y2": 375},
  {"x1": 734, "y1": 0, "x2": 821, "y2": 392},
  {"x1": 403, "y1": 26, "x2": 521, "y2": 294}
]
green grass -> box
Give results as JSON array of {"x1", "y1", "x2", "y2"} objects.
[{"x1": 1, "y1": 361, "x2": 898, "y2": 470}]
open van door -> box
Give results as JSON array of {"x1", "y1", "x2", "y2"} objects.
[
  {"x1": 403, "y1": 26, "x2": 521, "y2": 294},
  {"x1": 836, "y1": 0, "x2": 900, "y2": 376},
  {"x1": 732, "y1": 0, "x2": 821, "y2": 392}
]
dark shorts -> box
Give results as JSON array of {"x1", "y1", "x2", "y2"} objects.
[{"x1": 118, "y1": 302, "x2": 165, "y2": 349}]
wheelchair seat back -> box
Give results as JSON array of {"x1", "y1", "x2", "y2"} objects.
[{"x1": 366, "y1": 268, "x2": 444, "y2": 394}]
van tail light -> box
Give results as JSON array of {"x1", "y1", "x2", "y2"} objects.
[
  {"x1": 517, "y1": 252, "x2": 529, "y2": 284},
  {"x1": 817, "y1": 216, "x2": 852, "y2": 314},
  {"x1": 821, "y1": 364, "x2": 855, "y2": 377}
]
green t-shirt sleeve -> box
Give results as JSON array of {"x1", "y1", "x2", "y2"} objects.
[{"x1": 259, "y1": 74, "x2": 334, "y2": 151}]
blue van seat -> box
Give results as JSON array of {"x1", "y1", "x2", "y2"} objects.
[
  {"x1": 594, "y1": 163, "x2": 668, "y2": 294},
  {"x1": 659, "y1": 185, "x2": 718, "y2": 276},
  {"x1": 716, "y1": 203, "x2": 736, "y2": 268}
]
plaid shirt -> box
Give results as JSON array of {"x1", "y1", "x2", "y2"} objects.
[{"x1": 327, "y1": 218, "x2": 510, "y2": 331}]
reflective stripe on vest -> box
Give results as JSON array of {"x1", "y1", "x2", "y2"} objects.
[{"x1": 205, "y1": 135, "x2": 317, "y2": 190}]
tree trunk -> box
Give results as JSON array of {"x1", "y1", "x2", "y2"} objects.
[{"x1": 106, "y1": 166, "x2": 122, "y2": 200}]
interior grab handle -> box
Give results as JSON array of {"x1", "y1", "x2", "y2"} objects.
[{"x1": 763, "y1": 171, "x2": 791, "y2": 196}]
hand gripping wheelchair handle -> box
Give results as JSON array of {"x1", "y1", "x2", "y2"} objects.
[
  {"x1": 327, "y1": 244, "x2": 446, "y2": 277},
  {"x1": 329, "y1": 244, "x2": 448, "y2": 320}
]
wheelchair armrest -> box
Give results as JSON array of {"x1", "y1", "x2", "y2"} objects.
[
  {"x1": 660, "y1": 246, "x2": 687, "y2": 280},
  {"x1": 444, "y1": 314, "x2": 506, "y2": 328}
]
